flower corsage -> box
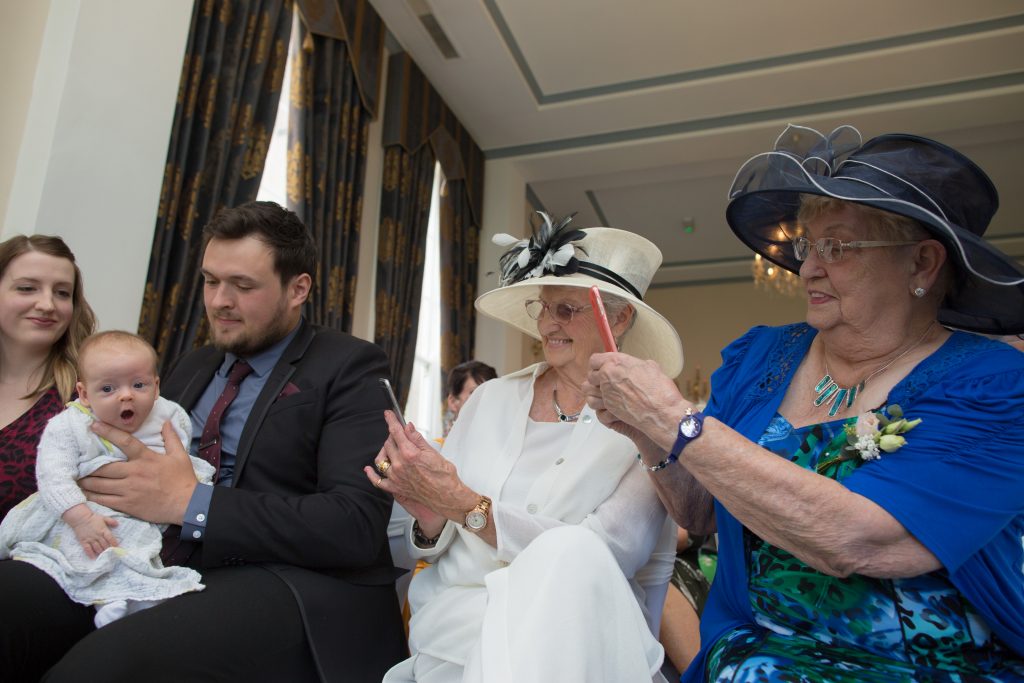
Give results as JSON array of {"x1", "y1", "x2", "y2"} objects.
[{"x1": 815, "y1": 404, "x2": 922, "y2": 475}]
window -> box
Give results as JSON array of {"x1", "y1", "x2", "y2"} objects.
[
  {"x1": 256, "y1": 29, "x2": 293, "y2": 204},
  {"x1": 254, "y1": 33, "x2": 444, "y2": 439},
  {"x1": 403, "y1": 163, "x2": 444, "y2": 439}
]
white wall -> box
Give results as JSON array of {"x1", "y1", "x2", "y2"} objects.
[
  {"x1": 647, "y1": 281, "x2": 807, "y2": 398},
  {"x1": 474, "y1": 158, "x2": 530, "y2": 375},
  {"x1": 3, "y1": 0, "x2": 192, "y2": 331},
  {"x1": 0, "y1": 0, "x2": 52, "y2": 227}
]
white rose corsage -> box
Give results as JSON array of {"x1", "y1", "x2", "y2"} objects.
[{"x1": 815, "y1": 404, "x2": 921, "y2": 474}]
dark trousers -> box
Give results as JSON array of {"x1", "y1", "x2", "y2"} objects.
[{"x1": 0, "y1": 559, "x2": 364, "y2": 682}]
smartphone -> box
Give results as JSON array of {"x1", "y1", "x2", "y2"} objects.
[
  {"x1": 378, "y1": 378, "x2": 407, "y2": 426},
  {"x1": 589, "y1": 285, "x2": 617, "y2": 352}
]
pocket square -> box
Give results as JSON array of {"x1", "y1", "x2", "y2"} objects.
[{"x1": 277, "y1": 381, "x2": 301, "y2": 400}]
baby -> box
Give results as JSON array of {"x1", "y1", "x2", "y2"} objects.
[{"x1": 0, "y1": 330, "x2": 214, "y2": 627}]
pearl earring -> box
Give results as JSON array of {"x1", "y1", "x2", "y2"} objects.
[{"x1": 913, "y1": 287, "x2": 926, "y2": 298}]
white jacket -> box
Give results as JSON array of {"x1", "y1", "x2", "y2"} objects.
[{"x1": 404, "y1": 363, "x2": 674, "y2": 667}]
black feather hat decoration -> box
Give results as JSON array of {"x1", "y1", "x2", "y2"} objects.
[{"x1": 493, "y1": 212, "x2": 586, "y2": 287}]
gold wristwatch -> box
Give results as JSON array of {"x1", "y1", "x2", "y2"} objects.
[{"x1": 464, "y1": 496, "x2": 492, "y2": 532}]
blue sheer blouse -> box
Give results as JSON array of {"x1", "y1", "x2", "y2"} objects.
[{"x1": 682, "y1": 324, "x2": 1024, "y2": 682}]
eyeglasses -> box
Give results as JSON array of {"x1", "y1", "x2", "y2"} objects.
[
  {"x1": 524, "y1": 299, "x2": 590, "y2": 325},
  {"x1": 792, "y1": 237, "x2": 917, "y2": 264}
]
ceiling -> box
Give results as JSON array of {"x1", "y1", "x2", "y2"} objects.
[{"x1": 371, "y1": 0, "x2": 1024, "y2": 288}]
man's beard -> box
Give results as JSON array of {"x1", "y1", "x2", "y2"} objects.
[{"x1": 208, "y1": 305, "x2": 293, "y2": 357}]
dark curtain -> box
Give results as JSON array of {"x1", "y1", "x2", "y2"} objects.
[
  {"x1": 289, "y1": 0, "x2": 384, "y2": 330},
  {"x1": 139, "y1": 0, "x2": 293, "y2": 372},
  {"x1": 375, "y1": 145, "x2": 437, "y2": 406},
  {"x1": 375, "y1": 53, "x2": 485, "y2": 406}
]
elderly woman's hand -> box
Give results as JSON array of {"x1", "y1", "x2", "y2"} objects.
[
  {"x1": 585, "y1": 352, "x2": 691, "y2": 453},
  {"x1": 363, "y1": 411, "x2": 477, "y2": 535}
]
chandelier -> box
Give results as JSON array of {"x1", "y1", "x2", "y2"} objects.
[{"x1": 751, "y1": 254, "x2": 801, "y2": 297}]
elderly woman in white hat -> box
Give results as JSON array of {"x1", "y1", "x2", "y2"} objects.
[
  {"x1": 585, "y1": 125, "x2": 1024, "y2": 682},
  {"x1": 367, "y1": 215, "x2": 683, "y2": 682}
]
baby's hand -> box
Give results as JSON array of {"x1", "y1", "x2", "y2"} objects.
[{"x1": 62, "y1": 503, "x2": 119, "y2": 559}]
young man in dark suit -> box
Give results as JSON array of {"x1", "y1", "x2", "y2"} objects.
[{"x1": 0, "y1": 202, "x2": 407, "y2": 681}]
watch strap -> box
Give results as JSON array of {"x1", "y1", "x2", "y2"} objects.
[
  {"x1": 669, "y1": 408, "x2": 704, "y2": 460},
  {"x1": 465, "y1": 495, "x2": 492, "y2": 531}
]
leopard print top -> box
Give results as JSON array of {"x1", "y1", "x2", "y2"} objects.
[{"x1": 0, "y1": 386, "x2": 63, "y2": 519}]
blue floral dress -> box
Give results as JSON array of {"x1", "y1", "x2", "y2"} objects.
[{"x1": 705, "y1": 414, "x2": 1024, "y2": 683}]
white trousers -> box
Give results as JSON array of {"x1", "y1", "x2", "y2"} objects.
[{"x1": 384, "y1": 525, "x2": 667, "y2": 683}]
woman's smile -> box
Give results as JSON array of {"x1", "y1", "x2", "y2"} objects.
[
  {"x1": 806, "y1": 289, "x2": 833, "y2": 305},
  {"x1": 544, "y1": 336, "x2": 572, "y2": 348}
]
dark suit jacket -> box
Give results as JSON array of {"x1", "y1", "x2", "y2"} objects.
[{"x1": 162, "y1": 319, "x2": 406, "y2": 681}]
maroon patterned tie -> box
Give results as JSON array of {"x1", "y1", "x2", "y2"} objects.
[
  {"x1": 198, "y1": 360, "x2": 253, "y2": 483},
  {"x1": 160, "y1": 359, "x2": 252, "y2": 565}
]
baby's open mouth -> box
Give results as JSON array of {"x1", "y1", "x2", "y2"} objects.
[{"x1": 120, "y1": 409, "x2": 135, "y2": 422}]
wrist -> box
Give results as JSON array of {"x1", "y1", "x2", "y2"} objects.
[
  {"x1": 463, "y1": 495, "x2": 492, "y2": 533},
  {"x1": 668, "y1": 408, "x2": 706, "y2": 461},
  {"x1": 637, "y1": 439, "x2": 666, "y2": 465},
  {"x1": 169, "y1": 480, "x2": 198, "y2": 526},
  {"x1": 417, "y1": 516, "x2": 446, "y2": 538},
  {"x1": 654, "y1": 400, "x2": 694, "y2": 452},
  {"x1": 446, "y1": 486, "x2": 482, "y2": 524},
  {"x1": 62, "y1": 503, "x2": 93, "y2": 527},
  {"x1": 640, "y1": 408, "x2": 706, "y2": 472},
  {"x1": 413, "y1": 520, "x2": 443, "y2": 548}
]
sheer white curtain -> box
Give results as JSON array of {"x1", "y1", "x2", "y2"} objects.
[
  {"x1": 256, "y1": 30, "x2": 292, "y2": 204},
  {"x1": 404, "y1": 163, "x2": 444, "y2": 440},
  {"x1": 256, "y1": 48, "x2": 443, "y2": 439}
]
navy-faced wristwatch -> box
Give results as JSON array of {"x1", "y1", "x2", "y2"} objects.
[{"x1": 668, "y1": 408, "x2": 705, "y2": 461}]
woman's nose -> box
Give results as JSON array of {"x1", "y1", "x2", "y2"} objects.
[
  {"x1": 798, "y1": 251, "x2": 825, "y2": 279},
  {"x1": 34, "y1": 290, "x2": 56, "y2": 312}
]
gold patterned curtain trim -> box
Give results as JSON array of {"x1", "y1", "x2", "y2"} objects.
[
  {"x1": 382, "y1": 51, "x2": 484, "y2": 226},
  {"x1": 140, "y1": 0, "x2": 293, "y2": 371},
  {"x1": 294, "y1": 0, "x2": 384, "y2": 117},
  {"x1": 287, "y1": 17, "x2": 372, "y2": 332}
]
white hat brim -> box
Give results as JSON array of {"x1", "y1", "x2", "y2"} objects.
[{"x1": 475, "y1": 272, "x2": 684, "y2": 379}]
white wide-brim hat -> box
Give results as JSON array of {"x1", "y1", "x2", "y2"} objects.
[{"x1": 476, "y1": 221, "x2": 684, "y2": 378}]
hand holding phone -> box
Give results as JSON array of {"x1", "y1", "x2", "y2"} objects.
[
  {"x1": 589, "y1": 286, "x2": 617, "y2": 352},
  {"x1": 379, "y1": 378, "x2": 407, "y2": 426}
]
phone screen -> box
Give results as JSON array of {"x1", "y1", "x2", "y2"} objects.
[
  {"x1": 589, "y1": 286, "x2": 617, "y2": 352},
  {"x1": 378, "y1": 378, "x2": 407, "y2": 426}
]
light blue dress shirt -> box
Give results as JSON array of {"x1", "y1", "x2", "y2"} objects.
[{"x1": 179, "y1": 322, "x2": 301, "y2": 542}]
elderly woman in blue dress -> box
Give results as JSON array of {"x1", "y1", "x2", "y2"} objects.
[{"x1": 585, "y1": 126, "x2": 1024, "y2": 681}]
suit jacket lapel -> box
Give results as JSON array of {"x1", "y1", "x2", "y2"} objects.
[
  {"x1": 232, "y1": 320, "x2": 314, "y2": 485},
  {"x1": 178, "y1": 352, "x2": 225, "y2": 412}
]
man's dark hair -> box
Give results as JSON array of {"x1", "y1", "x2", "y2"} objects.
[
  {"x1": 202, "y1": 201, "x2": 317, "y2": 284},
  {"x1": 446, "y1": 360, "x2": 498, "y2": 398}
]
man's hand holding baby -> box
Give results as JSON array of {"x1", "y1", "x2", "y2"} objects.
[{"x1": 81, "y1": 421, "x2": 198, "y2": 526}]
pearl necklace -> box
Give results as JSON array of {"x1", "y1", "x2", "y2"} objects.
[{"x1": 813, "y1": 322, "x2": 934, "y2": 417}]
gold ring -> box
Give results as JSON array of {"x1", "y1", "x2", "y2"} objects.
[{"x1": 376, "y1": 459, "x2": 392, "y2": 475}]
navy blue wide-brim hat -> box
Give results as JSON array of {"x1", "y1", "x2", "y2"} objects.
[{"x1": 726, "y1": 124, "x2": 1024, "y2": 335}]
